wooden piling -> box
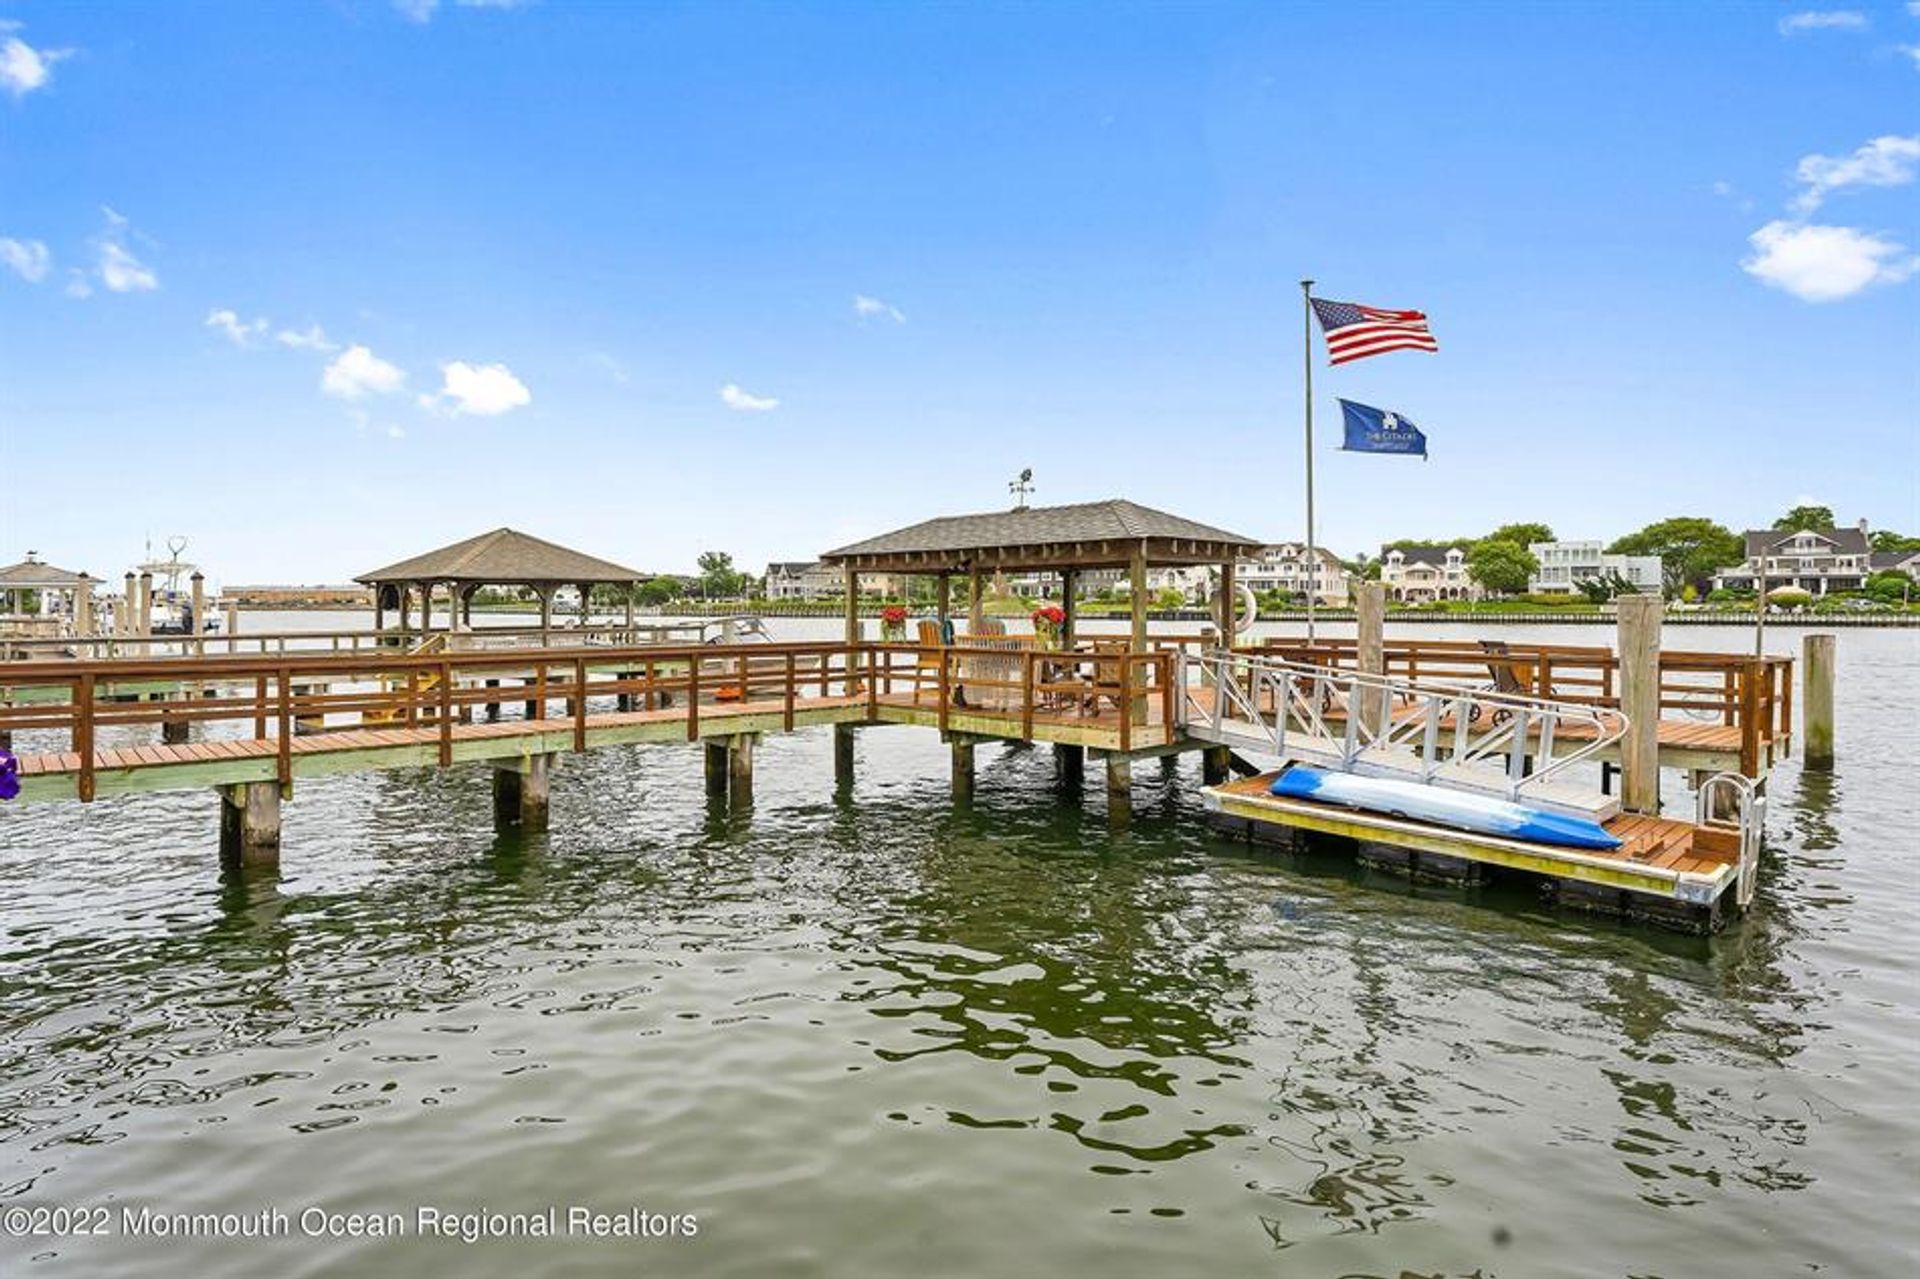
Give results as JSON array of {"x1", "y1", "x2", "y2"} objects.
[
  {"x1": 1202, "y1": 745, "x2": 1231, "y2": 786},
  {"x1": 189, "y1": 572, "x2": 206, "y2": 655},
  {"x1": 219, "y1": 780, "x2": 281, "y2": 866},
  {"x1": 951, "y1": 737, "x2": 974, "y2": 804},
  {"x1": 1055, "y1": 742, "x2": 1084, "y2": 787},
  {"x1": 1803, "y1": 633, "x2": 1835, "y2": 770},
  {"x1": 224, "y1": 599, "x2": 239, "y2": 639},
  {"x1": 728, "y1": 733, "x2": 755, "y2": 805},
  {"x1": 1106, "y1": 756, "x2": 1132, "y2": 824},
  {"x1": 834, "y1": 722, "x2": 856, "y2": 787},
  {"x1": 74, "y1": 575, "x2": 95, "y2": 637},
  {"x1": 492, "y1": 754, "x2": 551, "y2": 832},
  {"x1": 1355, "y1": 582, "x2": 1386, "y2": 734},
  {"x1": 704, "y1": 742, "x2": 729, "y2": 798},
  {"x1": 1617, "y1": 593, "x2": 1663, "y2": 815},
  {"x1": 138, "y1": 571, "x2": 154, "y2": 637}
]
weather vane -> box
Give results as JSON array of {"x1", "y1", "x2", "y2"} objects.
[{"x1": 1009, "y1": 467, "x2": 1034, "y2": 510}]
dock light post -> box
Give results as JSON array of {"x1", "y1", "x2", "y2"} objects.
[{"x1": 1301, "y1": 278, "x2": 1317, "y2": 646}]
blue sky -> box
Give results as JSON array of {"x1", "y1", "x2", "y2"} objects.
[{"x1": 2, "y1": 1, "x2": 1917, "y2": 585}]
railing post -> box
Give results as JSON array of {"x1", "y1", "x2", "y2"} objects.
[
  {"x1": 686, "y1": 652, "x2": 701, "y2": 741},
  {"x1": 276, "y1": 669, "x2": 292, "y2": 788},
  {"x1": 1119, "y1": 657, "x2": 1133, "y2": 752},
  {"x1": 937, "y1": 649, "x2": 951, "y2": 733},
  {"x1": 76, "y1": 672, "x2": 96, "y2": 802},
  {"x1": 572, "y1": 657, "x2": 588, "y2": 753},
  {"x1": 1021, "y1": 651, "x2": 1036, "y2": 739},
  {"x1": 783, "y1": 652, "x2": 796, "y2": 732}
]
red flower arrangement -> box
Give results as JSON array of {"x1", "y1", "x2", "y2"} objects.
[
  {"x1": 1030, "y1": 605, "x2": 1066, "y2": 628},
  {"x1": 881, "y1": 605, "x2": 909, "y2": 626}
]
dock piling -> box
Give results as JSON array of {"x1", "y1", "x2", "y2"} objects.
[
  {"x1": 1355, "y1": 583, "x2": 1387, "y2": 734},
  {"x1": 1617, "y1": 593, "x2": 1663, "y2": 815},
  {"x1": 1106, "y1": 756, "x2": 1131, "y2": 825},
  {"x1": 1202, "y1": 745, "x2": 1231, "y2": 786},
  {"x1": 1803, "y1": 633, "x2": 1835, "y2": 770},
  {"x1": 834, "y1": 723, "x2": 856, "y2": 787},
  {"x1": 492, "y1": 754, "x2": 552, "y2": 832},
  {"x1": 704, "y1": 742, "x2": 729, "y2": 798},
  {"x1": 728, "y1": 733, "x2": 756, "y2": 805},
  {"x1": 1055, "y1": 743, "x2": 1084, "y2": 788},
  {"x1": 951, "y1": 737, "x2": 974, "y2": 804},
  {"x1": 219, "y1": 780, "x2": 282, "y2": 866}
]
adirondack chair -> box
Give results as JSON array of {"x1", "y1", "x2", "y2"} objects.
[
  {"x1": 1474, "y1": 640, "x2": 1535, "y2": 725},
  {"x1": 913, "y1": 619, "x2": 944, "y2": 705}
]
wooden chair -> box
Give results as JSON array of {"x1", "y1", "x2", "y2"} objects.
[
  {"x1": 913, "y1": 619, "x2": 944, "y2": 705},
  {"x1": 1475, "y1": 640, "x2": 1535, "y2": 725}
]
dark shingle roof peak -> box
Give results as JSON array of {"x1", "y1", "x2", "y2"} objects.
[
  {"x1": 356, "y1": 527, "x2": 644, "y2": 585},
  {"x1": 822, "y1": 498, "x2": 1261, "y2": 562}
]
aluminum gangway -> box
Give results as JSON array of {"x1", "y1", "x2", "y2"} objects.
[{"x1": 1177, "y1": 648, "x2": 1630, "y2": 821}]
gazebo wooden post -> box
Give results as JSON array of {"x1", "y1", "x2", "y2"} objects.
[
  {"x1": 373, "y1": 586, "x2": 385, "y2": 634},
  {"x1": 398, "y1": 586, "x2": 411, "y2": 637},
  {"x1": 935, "y1": 572, "x2": 951, "y2": 634},
  {"x1": 1061, "y1": 569, "x2": 1078, "y2": 648},
  {"x1": 1219, "y1": 557, "x2": 1237, "y2": 648},
  {"x1": 967, "y1": 565, "x2": 983, "y2": 636},
  {"x1": 843, "y1": 565, "x2": 860, "y2": 645},
  {"x1": 538, "y1": 588, "x2": 553, "y2": 647},
  {"x1": 419, "y1": 581, "x2": 433, "y2": 634},
  {"x1": 1128, "y1": 544, "x2": 1148, "y2": 725},
  {"x1": 577, "y1": 582, "x2": 592, "y2": 627}
]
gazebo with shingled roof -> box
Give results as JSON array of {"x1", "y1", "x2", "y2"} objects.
[
  {"x1": 1, "y1": 552, "x2": 97, "y2": 634},
  {"x1": 356, "y1": 528, "x2": 644, "y2": 641},
  {"x1": 819, "y1": 498, "x2": 1264, "y2": 650}
]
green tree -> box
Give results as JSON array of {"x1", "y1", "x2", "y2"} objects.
[
  {"x1": 635, "y1": 576, "x2": 681, "y2": 606},
  {"x1": 1465, "y1": 540, "x2": 1538, "y2": 596},
  {"x1": 1866, "y1": 571, "x2": 1913, "y2": 603},
  {"x1": 696, "y1": 551, "x2": 748, "y2": 599},
  {"x1": 1607, "y1": 517, "x2": 1744, "y2": 596},
  {"x1": 1772, "y1": 504, "x2": 1836, "y2": 531},
  {"x1": 1485, "y1": 522, "x2": 1554, "y2": 548},
  {"x1": 1869, "y1": 530, "x2": 1920, "y2": 553}
]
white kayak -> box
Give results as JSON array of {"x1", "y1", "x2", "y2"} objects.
[{"x1": 1270, "y1": 765, "x2": 1621, "y2": 851}]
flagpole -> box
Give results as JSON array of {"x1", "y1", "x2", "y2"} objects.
[{"x1": 1301, "y1": 279, "x2": 1316, "y2": 646}]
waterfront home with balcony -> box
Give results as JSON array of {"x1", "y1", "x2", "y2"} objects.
[
  {"x1": 1380, "y1": 545, "x2": 1480, "y2": 603},
  {"x1": 1527, "y1": 541, "x2": 1663, "y2": 595},
  {"x1": 1713, "y1": 523, "x2": 1873, "y2": 596},
  {"x1": 1237, "y1": 543, "x2": 1352, "y2": 606}
]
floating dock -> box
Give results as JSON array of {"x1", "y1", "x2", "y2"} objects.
[{"x1": 1203, "y1": 771, "x2": 1758, "y2": 933}]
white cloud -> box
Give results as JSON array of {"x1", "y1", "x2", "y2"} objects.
[
  {"x1": 420, "y1": 360, "x2": 531, "y2": 416},
  {"x1": 1791, "y1": 134, "x2": 1920, "y2": 213},
  {"x1": 853, "y1": 294, "x2": 906, "y2": 324},
  {"x1": 276, "y1": 324, "x2": 338, "y2": 352},
  {"x1": 0, "y1": 28, "x2": 73, "y2": 98},
  {"x1": 1777, "y1": 10, "x2": 1868, "y2": 34},
  {"x1": 719, "y1": 383, "x2": 778, "y2": 412},
  {"x1": 88, "y1": 208, "x2": 159, "y2": 293},
  {"x1": 1742, "y1": 219, "x2": 1920, "y2": 301},
  {"x1": 395, "y1": 0, "x2": 529, "y2": 21},
  {"x1": 205, "y1": 308, "x2": 268, "y2": 347},
  {"x1": 63, "y1": 270, "x2": 91, "y2": 300},
  {"x1": 1899, "y1": 44, "x2": 1920, "y2": 68},
  {"x1": 0, "y1": 236, "x2": 51, "y2": 282},
  {"x1": 322, "y1": 344, "x2": 407, "y2": 399}
]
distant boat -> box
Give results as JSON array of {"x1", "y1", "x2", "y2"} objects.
[
  {"x1": 1269, "y1": 764, "x2": 1621, "y2": 851},
  {"x1": 131, "y1": 536, "x2": 219, "y2": 634}
]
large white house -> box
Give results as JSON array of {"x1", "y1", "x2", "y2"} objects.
[
  {"x1": 1713, "y1": 523, "x2": 1873, "y2": 596},
  {"x1": 764, "y1": 561, "x2": 904, "y2": 599},
  {"x1": 1527, "y1": 540, "x2": 1664, "y2": 595},
  {"x1": 1237, "y1": 543, "x2": 1351, "y2": 606},
  {"x1": 1380, "y1": 545, "x2": 1481, "y2": 602}
]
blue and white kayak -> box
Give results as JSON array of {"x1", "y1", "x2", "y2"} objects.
[{"x1": 1269, "y1": 765, "x2": 1621, "y2": 851}]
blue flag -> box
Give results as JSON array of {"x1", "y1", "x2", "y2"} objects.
[{"x1": 1338, "y1": 398, "x2": 1428, "y2": 459}]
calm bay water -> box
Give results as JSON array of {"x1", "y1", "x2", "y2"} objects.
[{"x1": 1, "y1": 617, "x2": 1915, "y2": 1277}]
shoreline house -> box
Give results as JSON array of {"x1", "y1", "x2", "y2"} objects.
[
  {"x1": 1380, "y1": 545, "x2": 1481, "y2": 603},
  {"x1": 762, "y1": 560, "x2": 905, "y2": 599},
  {"x1": 1237, "y1": 543, "x2": 1352, "y2": 606},
  {"x1": 1869, "y1": 548, "x2": 1920, "y2": 582},
  {"x1": 1527, "y1": 540, "x2": 1663, "y2": 595},
  {"x1": 1713, "y1": 523, "x2": 1873, "y2": 596}
]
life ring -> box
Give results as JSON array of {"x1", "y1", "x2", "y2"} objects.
[{"x1": 1213, "y1": 582, "x2": 1259, "y2": 634}]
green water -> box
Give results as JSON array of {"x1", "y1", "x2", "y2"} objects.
[{"x1": 0, "y1": 626, "x2": 1915, "y2": 1277}]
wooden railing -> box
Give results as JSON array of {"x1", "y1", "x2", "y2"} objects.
[
  {"x1": 0, "y1": 619, "x2": 738, "y2": 663},
  {"x1": 0, "y1": 639, "x2": 1180, "y2": 802}
]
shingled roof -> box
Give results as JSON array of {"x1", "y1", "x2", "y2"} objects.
[
  {"x1": 355, "y1": 528, "x2": 643, "y2": 586},
  {"x1": 820, "y1": 498, "x2": 1263, "y2": 572},
  {"x1": 0, "y1": 556, "x2": 90, "y2": 589}
]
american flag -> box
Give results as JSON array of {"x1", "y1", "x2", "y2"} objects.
[{"x1": 1309, "y1": 297, "x2": 1439, "y2": 365}]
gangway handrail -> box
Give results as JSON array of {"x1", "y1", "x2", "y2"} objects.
[{"x1": 1179, "y1": 648, "x2": 1628, "y2": 806}]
